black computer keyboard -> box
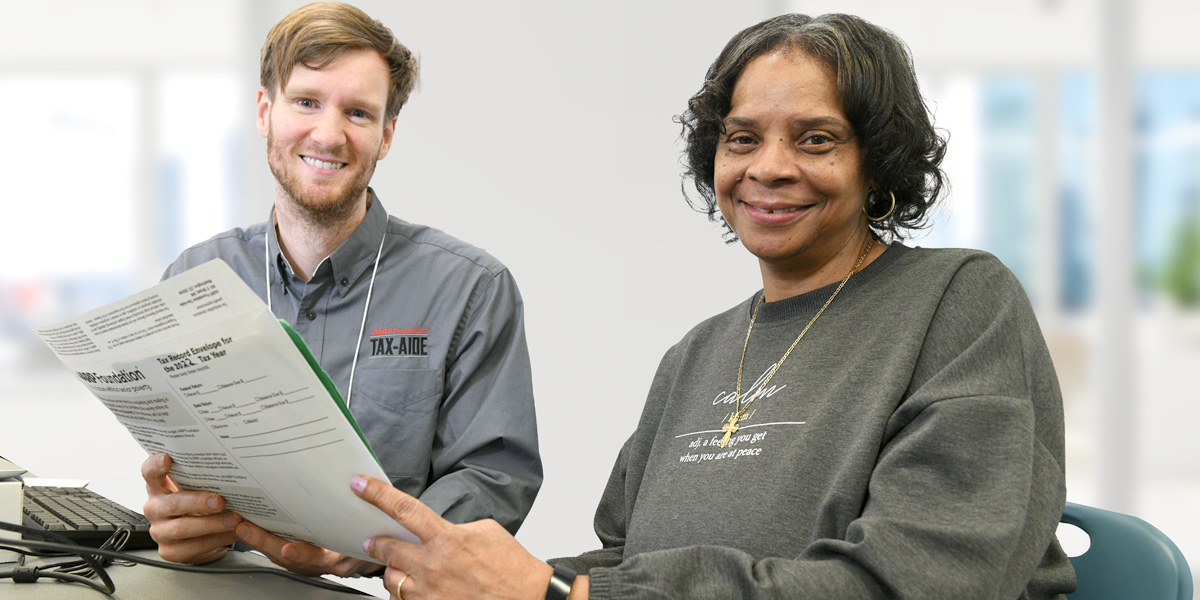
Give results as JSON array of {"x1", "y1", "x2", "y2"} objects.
[{"x1": 22, "y1": 486, "x2": 156, "y2": 550}]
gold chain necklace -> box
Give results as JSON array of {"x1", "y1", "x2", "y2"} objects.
[{"x1": 719, "y1": 238, "x2": 874, "y2": 448}]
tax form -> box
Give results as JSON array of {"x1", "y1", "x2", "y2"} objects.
[{"x1": 34, "y1": 259, "x2": 416, "y2": 562}]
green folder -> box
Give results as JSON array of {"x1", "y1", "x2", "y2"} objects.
[{"x1": 277, "y1": 319, "x2": 382, "y2": 468}]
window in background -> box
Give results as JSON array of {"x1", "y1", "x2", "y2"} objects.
[
  {"x1": 157, "y1": 73, "x2": 243, "y2": 267},
  {"x1": 939, "y1": 70, "x2": 1200, "y2": 314},
  {"x1": 981, "y1": 76, "x2": 1038, "y2": 303},
  {"x1": 0, "y1": 77, "x2": 139, "y2": 283},
  {"x1": 0, "y1": 76, "x2": 139, "y2": 369},
  {"x1": 916, "y1": 74, "x2": 983, "y2": 252},
  {"x1": 0, "y1": 72, "x2": 244, "y2": 373},
  {"x1": 1058, "y1": 72, "x2": 1096, "y2": 313},
  {"x1": 1139, "y1": 73, "x2": 1200, "y2": 310}
]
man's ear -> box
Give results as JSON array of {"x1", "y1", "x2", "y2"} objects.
[
  {"x1": 256, "y1": 87, "x2": 272, "y2": 138},
  {"x1": 376, "y1": 116, "x2": 397, "y2": 160}
]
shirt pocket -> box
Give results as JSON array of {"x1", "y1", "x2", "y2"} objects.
[{"x1": 350, "y1": 368, "x2": 443, "y2": 480}]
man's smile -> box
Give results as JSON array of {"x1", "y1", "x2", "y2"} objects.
[{"x1": 301, "y1": 155, "x2": 347, "y2": 170}]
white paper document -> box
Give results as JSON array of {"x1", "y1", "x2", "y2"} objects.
[{"x1": 34, "y1": 259, "x2": 416, "y2": 562}]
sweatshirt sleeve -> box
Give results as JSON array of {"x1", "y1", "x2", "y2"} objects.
[
  {"x1": 416, "y1": 269, "x2": 543, "y2": 534},
  {"x1": 576, "y1": 256, "x2": 1073, "y2": 599},
  {"x1": 548, "y1": 442, "x2": 632, "y2": 573}
]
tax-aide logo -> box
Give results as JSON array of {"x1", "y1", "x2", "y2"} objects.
[{"x1": 368, "y1": 327, "x2": 429, "y2": 358}]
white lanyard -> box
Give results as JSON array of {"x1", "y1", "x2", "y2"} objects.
[{"x1": 265, "y1": 231, "x2": 386, "y2": 409}]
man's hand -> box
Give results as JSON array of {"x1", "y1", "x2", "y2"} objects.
[
  {"x1": 234, "y1": 521, "x2": 380, "y2": 577},
  {"x1": 141, "y1": 453, "x2": 242, "y2": 564},
  {"x1": 352, "y1": 475, "x2": 556, "y2": 600}
]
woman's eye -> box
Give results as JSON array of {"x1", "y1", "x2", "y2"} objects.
[
  {"x1": 723, "y1": 135, "x2": 758, "y2": 154},
  {"x1": 725, "y1": 133, "x2": 757, "y2": 148},
  {"x1": 799, "y1": 134, "x2": 838, "y2": 152}
]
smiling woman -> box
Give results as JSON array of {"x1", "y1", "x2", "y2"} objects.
[
  {"x1": 714, "y1": 50, "x2": 873, "y2": 301},
  {"x1": 681, "y1": 13, "x2": 946, "y2": 249},
  {"x1": 348, "y1": 11, "x2": 1077, "y2": 600}
]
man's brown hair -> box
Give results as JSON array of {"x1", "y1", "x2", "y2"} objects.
[{"x1": 260, "y1": 1, "x2": 419, "y2": 121}]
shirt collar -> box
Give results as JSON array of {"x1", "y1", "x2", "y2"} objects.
[
  {"x1": 266, "y1": 187, "x2": 390, "y2": 297},
  {"x1": 328, "y1": 188, "x2": 389, "y2": 296}
]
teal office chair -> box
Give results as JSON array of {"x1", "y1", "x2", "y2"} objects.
[{"x1": 1061, "y1": 502, "x2": 1193, "y2": 600}]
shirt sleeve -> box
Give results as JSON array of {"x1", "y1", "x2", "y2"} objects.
[
  {"x1": 415, "y1": 269, "x2": 543, "y2": 534},
  {"x1": 573, "y1": 257, "x2": 1074, "y2": 599},
  {"x1": 161, "y1": 257, "x2": 185, "y2": 281}
]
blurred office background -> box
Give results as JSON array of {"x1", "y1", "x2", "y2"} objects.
[{"x1": 1, "y1": 0, "x2": 1196, "y2": 593}]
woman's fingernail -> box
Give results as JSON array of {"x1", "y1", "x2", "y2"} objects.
[
  {"x1": 362, "y1": 538, "x2": 372, "y2": 554},
  {"x1": 350, "y1": 476, "x2": 367, "y2": 493},
  {"x1": 156, "y1": 454, "x2": 166, "y2": 468}
]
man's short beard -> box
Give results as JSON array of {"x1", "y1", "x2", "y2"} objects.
[{"x1": 267, "y1": 130, "x2": 377, "y2": 228}]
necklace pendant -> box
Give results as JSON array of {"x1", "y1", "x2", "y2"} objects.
[
  {"x1": 721, "y1": 239, "x2": 872, "y2": 451},
  {"x1": 719, "y1": 415, "x2": 740, "y2": 448}
]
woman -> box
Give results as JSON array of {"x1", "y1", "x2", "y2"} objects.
[{"x1": 348, "y1": 13, "x2": 1076, "y2": 599}]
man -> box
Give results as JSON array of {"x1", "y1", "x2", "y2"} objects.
[{"x1": 140, "y1": 1, "x2": 541, "y2": 577}]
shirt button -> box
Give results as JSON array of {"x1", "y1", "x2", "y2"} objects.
[
  {"x1": 306, "y1": 310, "x2": 317, "y2": 321},
  {"x1": 340, "y1": 277, "x2": 349, "y2": 286}
]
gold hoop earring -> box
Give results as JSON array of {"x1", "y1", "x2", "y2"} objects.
[{"x1": 864, "y1": 190, "x2": 895, "y2": 222}]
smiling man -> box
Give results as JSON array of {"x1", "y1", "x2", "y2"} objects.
[{"x1": 138, "y1": 1, "x2": 542, "y2": 578}]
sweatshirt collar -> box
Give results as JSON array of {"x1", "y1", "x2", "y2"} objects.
[{"x1": 750, "y1": 242, "x2": 908, "y2": 324}]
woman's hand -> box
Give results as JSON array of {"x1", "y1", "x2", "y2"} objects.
[{"x1": 351, "y1": 475, "x2": 558, "y2": 599}]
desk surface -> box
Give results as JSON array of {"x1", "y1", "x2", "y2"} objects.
[{"x1": 0, "y1": 549, "x2": 369, "y2": 599}]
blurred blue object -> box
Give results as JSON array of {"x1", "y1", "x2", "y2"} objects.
[{"x1": 1062, "y1": 502, "x2": 1193, "y2": 600}]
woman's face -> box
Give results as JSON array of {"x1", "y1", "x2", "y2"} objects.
[{"x1": 715, "y1": 49, "x2": 870, "y2": 276}]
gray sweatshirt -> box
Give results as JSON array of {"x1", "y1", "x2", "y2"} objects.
[{"x1": 555, "y1": 244, "x2": 1075, "y2": 599}]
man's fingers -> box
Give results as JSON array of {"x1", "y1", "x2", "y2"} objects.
[
  {"x1": 350, "y1": 475, "x2": 448, "y2": 542},
  {"x1": 149, "y1": 510, "x2": 241, "y2": 542},
  {"x1": 140, "y1": 453, "x2": 226, "y2": 521},
  {"x1": 140, "y1": 452, "x2": 241, "y2": 566},
  {"x1": 190, "y1": 545, "x2": 234, "y2": 565},
  {"x1": 155, "y1": 530, "x2": 240, "y2": 564},
  {"x1": 143, "y1": 488, "x2": 227, "y2": 520},
  {"x1": 236, "y1": 521, "x2": 318, "y2": 562},
  {"x1": 141, "y1": 453, "x2": 176, "y2": 495},
  {"x1": 236, "y1": 521, "x2": 350, "y2": 576}
]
